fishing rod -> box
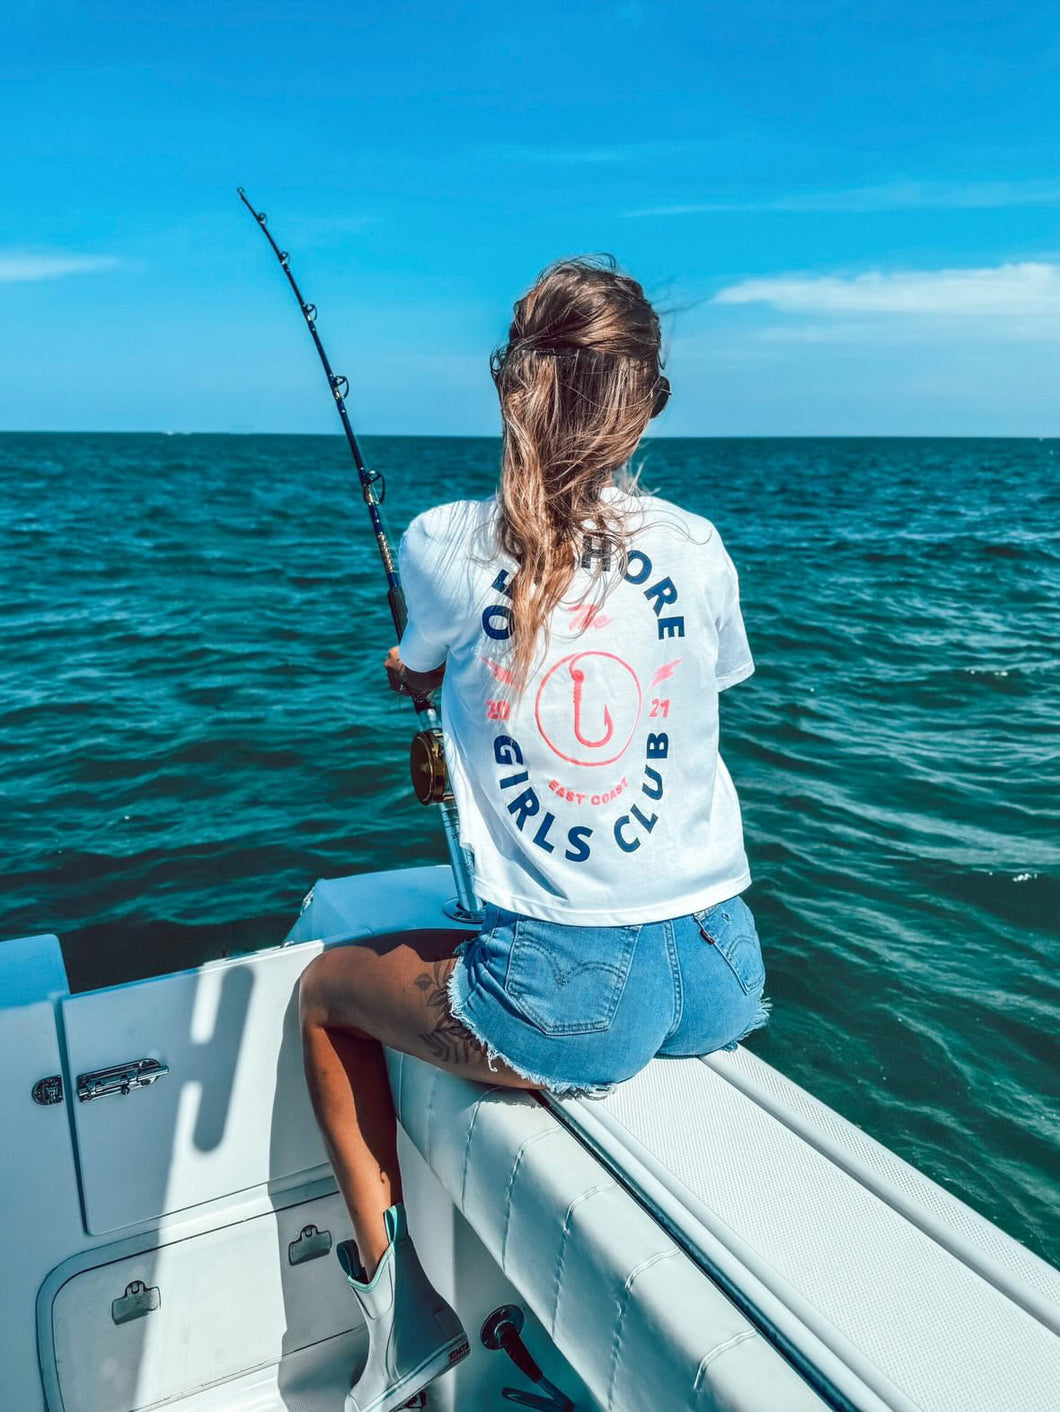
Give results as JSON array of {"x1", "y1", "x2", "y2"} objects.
[{"x1": 237, "y1": 187, "x2": 480, "y2": 923}]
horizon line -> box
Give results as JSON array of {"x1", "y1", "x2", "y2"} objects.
[{"x1": 2, "y1": 429, "x2": 1058, "y2": 441}]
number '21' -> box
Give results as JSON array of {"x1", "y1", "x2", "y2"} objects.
[{"x1": 650, "y1": 698, "x2": 670, "y2": 718}]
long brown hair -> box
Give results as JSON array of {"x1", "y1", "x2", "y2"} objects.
[{"x1": 491, "y1": 255, "x2": 665, "y2": 687}]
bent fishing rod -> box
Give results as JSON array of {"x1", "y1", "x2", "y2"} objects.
[{"x1": 237, "y1": 187, "x2": 480, "y2": 922}]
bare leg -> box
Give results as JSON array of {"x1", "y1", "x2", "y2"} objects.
[
  {"x1": 299, "y1": 932, "x2": 536, "y2": 1276},
  {"x1": 300, "y1": 1022, "x2": 405, "y2": 1271}
]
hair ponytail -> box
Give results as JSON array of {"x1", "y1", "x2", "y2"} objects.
[{"x1": 491, "y1": 256, "x2": 665, "y2": 687}]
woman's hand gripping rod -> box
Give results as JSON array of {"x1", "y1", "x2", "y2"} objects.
[{"x1": 237, "y1": 187, "x2": 481, "y2": 923}]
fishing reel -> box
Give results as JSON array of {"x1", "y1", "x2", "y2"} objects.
[{"x1": 410, "y1": 728, "x2": 451, "y2": 805}]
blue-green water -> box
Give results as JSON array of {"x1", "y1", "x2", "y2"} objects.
[{"x1": 2, "y1": 433, "x2": 1057, "y2": 1263}]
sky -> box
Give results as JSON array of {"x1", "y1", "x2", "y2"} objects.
[{"x1": 3, "y1": 0, "x2": 1060, "y2": 435}]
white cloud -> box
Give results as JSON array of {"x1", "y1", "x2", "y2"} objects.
[
  {"x1": 0, "y1": 252, "x2": 118, "y2": 283},
  {"x1": 627, "y1": 177, "x2": 1060, "y2": 218},
  {"x1": 713, "y1": 262, "x2": 1060, "y2": 319}
]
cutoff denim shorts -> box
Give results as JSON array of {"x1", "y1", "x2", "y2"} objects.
[{"x1": 446, "y1": 894, "x2": 771, "y2": 1099}]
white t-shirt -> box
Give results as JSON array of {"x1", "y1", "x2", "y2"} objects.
[{"x1": 398, "y1": 485, "x2": 754, "y2": 925}]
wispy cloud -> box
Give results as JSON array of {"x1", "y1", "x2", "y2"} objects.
[
  {"x1": 714, "y1": 262, "x2": 1060, "y2": 318},
  {"x1": 484, "y1": 139, "x2": 701, "y2": 167},
  {"x1": 627, "y1": 177, "x2": 1060, "y2": 217},
  {"x1": 281, "y1": 213, "x2": 377, "y2": 247},
  {"x1": 0, "y1": 251, "x2": 118, "y2": 283},
  {"x1": 483, "y1": 143, "x2": 630, "y2": 165}
]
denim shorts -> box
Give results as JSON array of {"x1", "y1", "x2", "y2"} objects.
[{"x1": 446, "y1": 894, "x2": 770, "y2": 1099}]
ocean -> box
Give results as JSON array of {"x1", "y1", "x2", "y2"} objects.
[{"x1": 2, "y1": 432, "x2": 1057, "y2": 1264}]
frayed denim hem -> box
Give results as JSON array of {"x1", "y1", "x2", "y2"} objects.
[
  {"x1": 720, "y1": 992, "x2": 773, "y2": 1052},
  {"x1": 444, "y1": 960, "x2": 617, "y2": 1101}
]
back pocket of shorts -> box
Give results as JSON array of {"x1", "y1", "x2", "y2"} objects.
[
  {"x1": 503, "y1": 918, "x2": 640, "y2": 1036},
  {"x1": 693, "y1": 896, "x2": 765, "y2": 995}
]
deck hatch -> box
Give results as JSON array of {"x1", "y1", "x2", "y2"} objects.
[
  {"x1": 60, "y1": 945, "x2": 327, "y2": 1233},
  {"x1": 41, "y1": 1191, "x2": 363, "y2": 1412}
]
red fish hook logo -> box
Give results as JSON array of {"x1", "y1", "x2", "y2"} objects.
[
  {"x1": 535, "y1": 651, "x2": 641, "y2": 767},
  {"x1": 569, "y1": 655, "x2": 614, "y2": 748}
]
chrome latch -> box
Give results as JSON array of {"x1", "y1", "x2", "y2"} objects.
[{"x1": 77, "y1": 1058, "x2": 169, "y2": 1102}]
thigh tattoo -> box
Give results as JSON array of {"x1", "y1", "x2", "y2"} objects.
[{"x1": 414, "y1": 958, "x2": 490, "y2": 1066}]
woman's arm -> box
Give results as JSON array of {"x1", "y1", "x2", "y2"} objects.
[{"x1": 384, "y1": 645, "x2": 446, "y2": 697}]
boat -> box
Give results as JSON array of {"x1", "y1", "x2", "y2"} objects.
[
  {"x1": 7, "y1": 195, "x2": 1057, "y2": 1409},
  {"x1": 4, "y1": 861, "x2": 1058, "y2": 1411}
]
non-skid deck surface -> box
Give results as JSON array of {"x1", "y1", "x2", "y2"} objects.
[
  {"x1": 167, "y1": 1333, "x2": 363, "y2": 1412},
  {"x1": 554, "y1": 1048, "x2": 1060, "y2": 1412},
  {"x1": 168, "y1": 1333, "x2": 432, "y2": 1412}
]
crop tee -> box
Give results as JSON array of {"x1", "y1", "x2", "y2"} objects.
[{"x1": 398, "y1": 484, "x2": 754, "y2": 925}]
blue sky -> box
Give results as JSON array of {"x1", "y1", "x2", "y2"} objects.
[{"x1": 3, "y1": 0, "x2": 1060, "y2": 435}]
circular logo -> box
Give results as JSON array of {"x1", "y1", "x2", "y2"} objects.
[{"x1": 534, "y1": 651, "x2": 642, "y2": 767}]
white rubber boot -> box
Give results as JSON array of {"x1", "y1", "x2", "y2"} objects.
[{"x1": 338, "y1": 1203, "x2": 470, "y2": 1412}]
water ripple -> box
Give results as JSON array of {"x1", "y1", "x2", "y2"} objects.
[{"x1": 1, "y1": 431, "x2": 1056, "y2": 1264}]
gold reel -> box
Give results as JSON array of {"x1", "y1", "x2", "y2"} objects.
[{"x1": 410, "y1": 729, "x2": 451, "y2": 805}]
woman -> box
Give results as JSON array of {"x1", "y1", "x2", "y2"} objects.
[{"x1": 298, "y1": 256, "x2": 769, "y2": 1412}]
